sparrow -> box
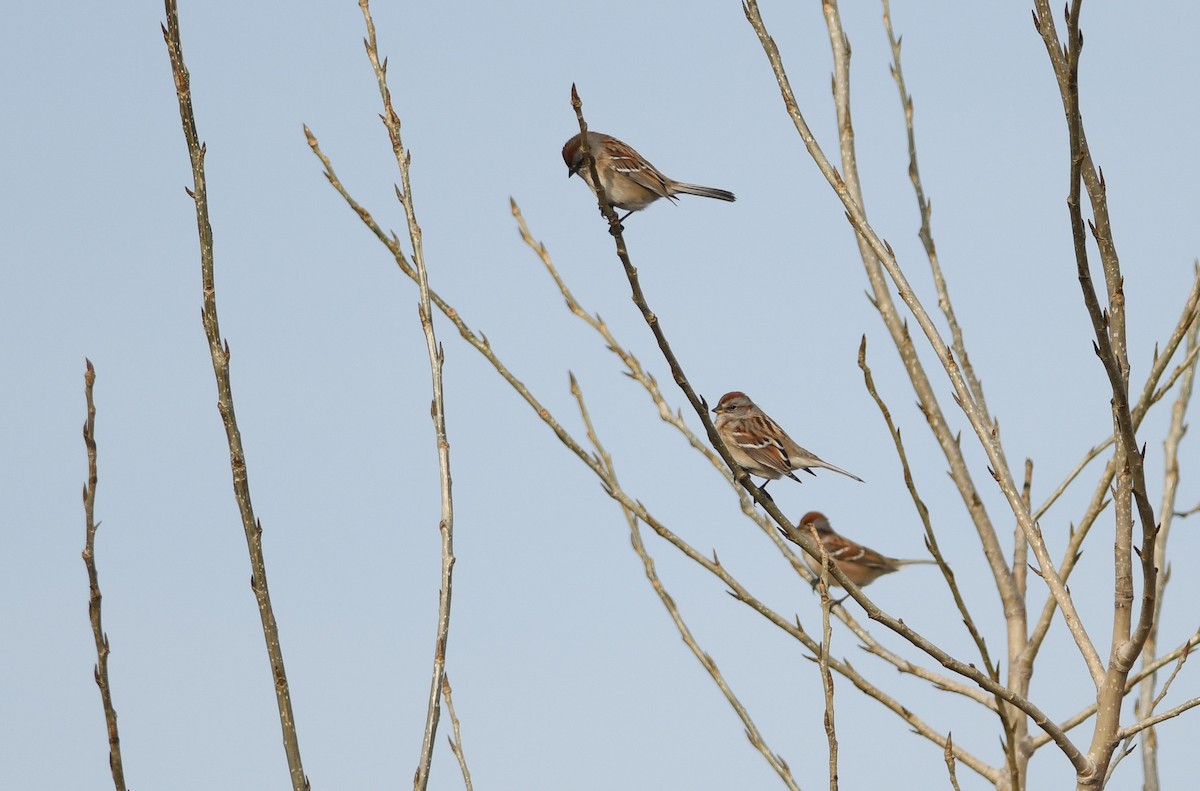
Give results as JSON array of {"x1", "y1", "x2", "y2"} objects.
[
  {"x1": 711, "y1": 391, "x2": 863, "y2": 488},
  {"x1": 796, "y1": 511, "x2": 935, "y2": 588},
  {"x1": 562, "y1": 131, "x2": 735, "y2": 220}
]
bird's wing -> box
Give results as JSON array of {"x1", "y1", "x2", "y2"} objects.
[
  {"x1": 604, "y1": 139, "x2": 673, "y2": 198},
  {"x1": 822, "y1": 534, "x2": 899, "y2": 573},
  {"x1": 727, "y1": 415, "x2": 794, "y2": 478}
]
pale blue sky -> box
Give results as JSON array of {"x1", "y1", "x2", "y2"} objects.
[{"x1": 3, "y1": 2, "x2": 1199, "y2": 789}]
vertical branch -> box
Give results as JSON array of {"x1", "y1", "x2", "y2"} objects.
[
  {"x1": 882, "y1": 7, "x2": 1036, "y2": 783},
  {"x1": 808, "y1": 529, "x2": 840, "y2": 791},
  {"x1": 1032, "y1": 0, "x2": 1160, "y2": 666},
  {"x1": 880, "y1": 0, "x2": 989, "y2": 417},
  {"x1": 81, "y1": 360, "x2": 128, "y2": 791},
  {"x1": 1135, "y1": 315, "x2": 1199, "y2": 790},
  {"x1": 160, "y1": 5, "x2": 308, "y2": 789},
  {"x1": 354, "y1": 3, "x2": 457, "y2": 789},
  {"x1": 1032, "y1": 1, "x2": 1163, "y2": 785}
]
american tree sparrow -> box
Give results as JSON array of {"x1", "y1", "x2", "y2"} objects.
[
  {"x1": 711, "y1": 391, "x2": 863, "y2": 487},
  {"x1": 562, "y1": 131, "x2": 735, "y2": 220},
  {"x1": 797, "y1": 511, "x2": 934, "y2": 588}
]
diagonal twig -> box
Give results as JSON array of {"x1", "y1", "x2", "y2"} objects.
[
  {"x1": 570, "y1": 375, "x2": 802, "y2": 791},
  {"x1": 441, "y1": 676, "x2": 474, "y2": 791}
]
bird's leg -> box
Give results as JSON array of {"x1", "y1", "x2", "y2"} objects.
[{"x1": 608, "y1": 209, "x2": 630, "y2": 236}]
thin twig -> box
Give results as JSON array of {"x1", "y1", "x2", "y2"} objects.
[
  {"x1": 943, "y1": 733, "x2": 963, "y2": 791},
  {"x1": 510, "y1": 199, "x2": 731, "y2": 482},
  {"x1": 1102, "y1": 736, "x2": 1137, "y2": 787},
  {"x1": 1151, "y1": 644, "x2": 1192, "y2": 714},
  {"x1": 858, "y1": 338, "x2": 991, "y2": 673},
  {"x1": 1135, "y1": 315, "x2": 1199, "y2": 789},
  {"x1": 161, "y1": 5, "x2": 308, "y2": 788},
  {"x1": 570, "y1": 375, "x2": 802, "y2": 791},
  {"x1": 353, "y1": 3, "x2": 457, "y2": 788},
  {"x1": 441, "y1": 676, "x2": 474, "y2": 791},
  {"x1": 1117, "y1": 697, "x2": 1200, "y2": 741},
  {"x1": 860, "y1": 337, "x2": 1020, "y2": 785},
  {"x1": 881, "y1": 0, "x2": 987, "y2": 418},
  {"x1": 81, "y1": 360, "x2": 128, "y2": 791},
  {"x1": 1032, "y1": 270, "x2": 1200, "y2": 524},
  {"x1": 811, "y1": 535, "x2": 839, "y2": 791}
]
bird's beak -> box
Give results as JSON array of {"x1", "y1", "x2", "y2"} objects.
[{"x1": 711, "y1": 405, "x2": 721, "y2": 414}]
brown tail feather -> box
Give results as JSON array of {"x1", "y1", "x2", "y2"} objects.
[{"x1": 670, "y1": 182, "x2": 736, "y2": 202}]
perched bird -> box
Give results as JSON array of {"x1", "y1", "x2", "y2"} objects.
[
  {"x1": 711, "y1": 391, "x2": 862, "y2": 488},
  {"x1": 562, "y1": 131, "x2": 735, "y2": 220},
  {"x1": 796, "y1": 511, "x2": 935, "y2": 589}
]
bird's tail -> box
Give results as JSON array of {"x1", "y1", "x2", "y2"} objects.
[
  {"x1": 894, "y1": 559, "x2": 937, "y2": 567},
  {"x1": 813, "y1": 460, "x2": 864, "y2": 483},
  {"x1": 670, "y1": 182, "x2": 736, "y2": 202}
]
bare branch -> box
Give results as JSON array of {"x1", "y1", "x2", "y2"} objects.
[
  {"x1": 1032, "y1": 4, "x2": 1166, "y2": 785},
  {"x1": 510, "y1": 199, "x2": 732, "y2": 482},
  {"x1": 570, "y1": 376, "x2": 802, "y2": 791},
  {"x1": 162, "y1": 4, "x2": 308, "y2": 787},
  {"x1": 814, "y1": 554, "x2": 839, "y2": 791},
  {"x1": 81, "y1": 360, "x2": 128, "y2": 791},
  {"x1": 943, "y1": 733, "x2": 963, "y2": 791},
  {"x1": 881, "y1": 0, "x2": 988, "y2": 417},
  {"x1": 1136, "y1": 316, "x2": 1199, "y2": 789},
  {"x1": 858, "y1": 338, "x2": 993, "y2": 674},
  {"x1": 354, "y1": 4, "x2": 458, "y2": 788}
]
